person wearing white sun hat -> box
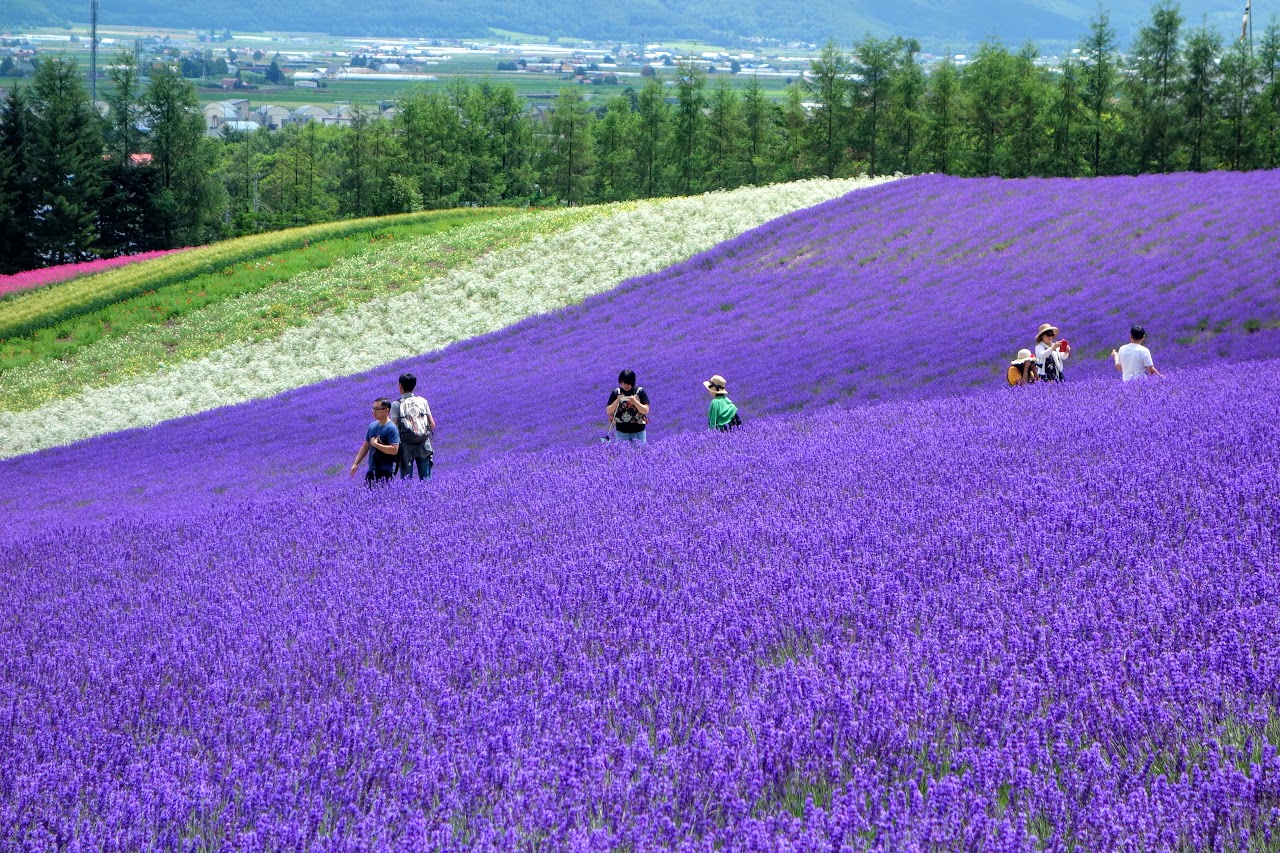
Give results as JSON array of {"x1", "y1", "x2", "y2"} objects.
[
  {"x1": 1007, "y1": 349, "x2": 1039, "y2": 386},
  {"x1": 1034, "y1": 323, "x2": 1069, "y2": 382},
  {"x1": 703, "y1": 374, "x2": 741, "y2": 431}
]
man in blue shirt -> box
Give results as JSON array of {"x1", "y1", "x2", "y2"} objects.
[{"x1": 349, "y1": 397, "x2": 400, "y2": 485}]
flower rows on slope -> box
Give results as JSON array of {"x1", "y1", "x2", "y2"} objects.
[
  {"x1": 0, "y1": 176, "x2": 897, "y2": 458},
  {"x1": 0, "y1": 249, "x2": 189, "y2": 299},
  {"x1": 1, "y1": 363, "x2": 1277, "y2": 849},
  {"x1": 0, "y1": 209, "x2": 577, "y2": 413}
]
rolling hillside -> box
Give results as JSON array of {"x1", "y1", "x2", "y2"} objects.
[{"x1": 1, "y1": 171, "x2": 1278, "y2": 849}]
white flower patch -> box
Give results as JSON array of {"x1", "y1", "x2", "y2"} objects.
[{"x1": 0, "y1": 176, "x2": 899, "y2": 458}]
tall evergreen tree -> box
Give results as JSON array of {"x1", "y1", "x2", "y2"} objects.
[
  {"x1": 593, "y1": 93, "x2": 638, "y2": 201},
  {"x1": 805, "y1": 40, "x2": 852, "y2": 177},
  {"x1": 1080, "y1": 9, "x2": 1119, "y2": 176},
  {"x1": 396, "y1": 86, "x2": 466, "y2": 206},
  {"x1": 1182, "y1": 22, "x2": 1222, "y2": 171},
  {"x1": 885, "y1": 39, "x2": 927, "y2": 174},
  {"x1": 542, "y1": 86, "x2": 594, "y2": 204},
  {"x1": 1216, "y1": 35, "x2": 1260, "y2": 169},
  {"x1": 1051, "y1": 55, "x2": 1085, "y2": 176},
  {"x1": 778, "y1": 82, "x2": 811, "y2": 179},
  {"x1": 740, "y1": 75, "x2": 779, "y2": 185},
  {"x1": 634, "y1": 76, "x2": 667, "y2": 198},
  {"x1": 1006, "y1": 42, "x2": 1052, "y2": 177},
  {"x1": 24, "y1": 55, "x2": 104, "y2": 265},
  {"x1": 1128, "y1": 1, "x2": 1185, "y2": 172},
  {"x1": 143, "y1": 63, "x2": 222, "y2": 246},
  {"x1": 104, "y1": 51, "x2": 141, "y2": 164},
  {"x1": 705, "y1": 77, "x2": 745, "y2": 189},
  {"x1": 961, "y1": 39, "x2": 1017, "y2": 176},
  {"x1": 670, "y1": 61, "x2": 708, "y2": 195},
  {"x1": 1257, "y1": 18, "x2": 1280, "y2": 167},
  {"x1": 850, "y1": 35, "x2": 899, "y2": 176},
  {"x1": 0, "y1": 88, "x2": 36, "y2": 274},
  {"x1": 923, "y1": 57, "x2": 960, "y2": 173}
]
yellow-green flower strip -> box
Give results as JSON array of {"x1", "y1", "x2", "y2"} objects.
[
  {"x1": 0, "y1": 209, "x2": 592, "y2": 413},
  {"x1": 0, "y1": 208, "x2": 511, "y2": 343},
  {"x1": 0, "y1": 176, "x2": 898, "y2": 458}
]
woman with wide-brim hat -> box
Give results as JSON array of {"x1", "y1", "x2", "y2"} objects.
[
  {"x1": 1007, "y1": 349, "x2": 1039, "y2": 386},
  {"x1": 1034, "y1": 323, "x2": 1069, "y2": 381},
  {"x1": 703, "y1": 374, "x2": 740, "y2": 431}
]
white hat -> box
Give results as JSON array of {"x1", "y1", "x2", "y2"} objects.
[{"x1": 1035, "y1": 323, "x2": 1059, "y2": 341}]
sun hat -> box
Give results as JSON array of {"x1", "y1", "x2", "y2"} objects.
[
  {"x1": 703, "y1": 374, "x2": 728, "y2": 393},
  {"x1": 1036, "y1": 323, "x2": 1059, "y2": 340},
  {"x1": 1010, "y1": 348, "x2": 1035, "y2": 365}
]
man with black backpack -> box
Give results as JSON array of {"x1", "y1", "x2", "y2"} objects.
[
  {"x1": 605, "y1": 369, "x2": 651, "y2": 444},
  {"x1": 389, "y1": 372, "x2": 437, "y2": 479}
]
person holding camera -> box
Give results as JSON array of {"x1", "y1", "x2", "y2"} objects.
[
  {"x1": 1034, "y1": 323, "x2": 1070, "y2": 382},
  {"x1": 605, "y1": 369, "x2": 650, "y2": 444}
]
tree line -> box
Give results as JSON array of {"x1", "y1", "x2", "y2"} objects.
[{"x1": 3, "y1": 1, "x2": 1280, "y2": 275}]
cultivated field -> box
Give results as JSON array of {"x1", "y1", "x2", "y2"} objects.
[{"x1": 1, "y1": 172, "x2": 1278, "y2": 850}]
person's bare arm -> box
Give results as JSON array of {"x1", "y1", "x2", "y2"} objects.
[{"x1": 350, "y1": 442, "x2": 370, "y2": 476}]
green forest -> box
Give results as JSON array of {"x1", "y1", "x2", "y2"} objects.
[{"x1": 3, "y1": 2, "x2": 1280, "y2": 276}]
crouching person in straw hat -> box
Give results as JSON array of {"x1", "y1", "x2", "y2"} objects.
[
  {"x1": 704, "y1": 374, "x2": 742, "y2": 431},
  {"x1": 1034, "y1": 323, "x2": 1069, "y2": 382},
  {"x1": 1007, "y1": 349, "x2": 1039, "y2": 386}
]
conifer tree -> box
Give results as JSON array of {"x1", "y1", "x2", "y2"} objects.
[
  {"x1": 1127, "y1": 1, "x2": 1185, "y2": 172},
  {"x1": 143, "y1": 62, "x2": 222, "y2": 246},
  {"x1": 1182, "y1": 23, "x2": 1222, "y2": 171},
  {"x1": 705, "y1": 77, "x2": 745, "y2": 189},
  {"x1": 670, "y1": 61, "x2": 708, "y2": 195},
  {"x1": 850, "y1": 34, "x2": 899, "y2": 176},
  {"x1": 923, "y1": 57, "x2": 960, "y2": 173},
  {"x1": 593, "y1": 94, "x2": 638, "y2": 201},
  {"x1": 24, "y1": 55, "x2": 104, "y2": 265},
  {"x1": 634, "y1": 76, "x2": 668, "y2": 198},
  {"x1": 1216, "y1": 36, "x2": 1260, "y2": 169},
  {"x1": 740, "y1": 75, "x2": 779, "y2": 185},
  {"x1": 1080, "y1": 9, "x2": 1119, "y2": 176},
  {"x1": 542, "y1": 86, "x2": 594, "y2": 204},
  {"x1": 0, "y1": 88, "x2": 35, "y2": 274},
  {"x1": 805, "y1": 40, "x2": 852, "y2": 177},
  {"x1": 885, "y1": 39, "x2": 927, "y2": 175}
]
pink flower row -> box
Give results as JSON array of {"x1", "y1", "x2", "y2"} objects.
[{"x1": 0, "y1": 249, "x2": 189, "y2": 299}]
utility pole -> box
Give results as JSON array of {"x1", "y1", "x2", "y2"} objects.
[{"x1": 90, "y1": 0, "x2": 99, "y2": 104}]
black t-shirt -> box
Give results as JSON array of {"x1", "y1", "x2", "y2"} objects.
[{"x1": 607, "y1": 387, "x2": 650, "y2": 433}]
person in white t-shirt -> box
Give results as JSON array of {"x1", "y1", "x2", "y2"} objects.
[{"x1": 1112, "y1": 325, "x2": 1164, "y2": 382}]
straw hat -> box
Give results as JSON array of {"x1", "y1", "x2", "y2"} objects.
[
  {"x1": 1010, "y1": 348, "x2": 1035, "y2": 365},
  {"x1": 703, "y1": 374, "x2": 728, "y2": 394},
  {"x1": 1035, "y1": 323, "x2": 1059, "y2": 341}
]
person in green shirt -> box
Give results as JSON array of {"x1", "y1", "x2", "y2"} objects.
[{"x1": 703, "y1": 374, "x2": 740, "y2": 431}]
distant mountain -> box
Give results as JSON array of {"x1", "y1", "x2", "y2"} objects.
[{"x1": 6, "y1": 0, "x2": 1253, "y2": 54}]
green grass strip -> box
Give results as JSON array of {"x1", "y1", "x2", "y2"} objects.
[
  {"x1": 0, "y1": 210, "x2": 516, "y2": 373},
  {"x1": 0, "y1": 208, "x2": 594, "y2": 413},
  {"x1": 0, "y1": 207, "x2": 515, "y2": 343}
]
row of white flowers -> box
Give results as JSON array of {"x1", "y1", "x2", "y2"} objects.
[
  {"x1": 1, "y1": 209, "x2": 596, "y2": 412},
  {"x1": 1, "y1": 176, "x2": 899, "y2": 458}
]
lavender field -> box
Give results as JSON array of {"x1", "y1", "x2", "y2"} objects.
[
  {"x1": 2, "y1": 172, "x2": 1280, "y2": 849},
  {"x1": 1, "y1": 172, "x2": 1277, "y2": 524},
  {"x1": 3, "y1": 366, "x2": 1279, "y2": 849}
]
